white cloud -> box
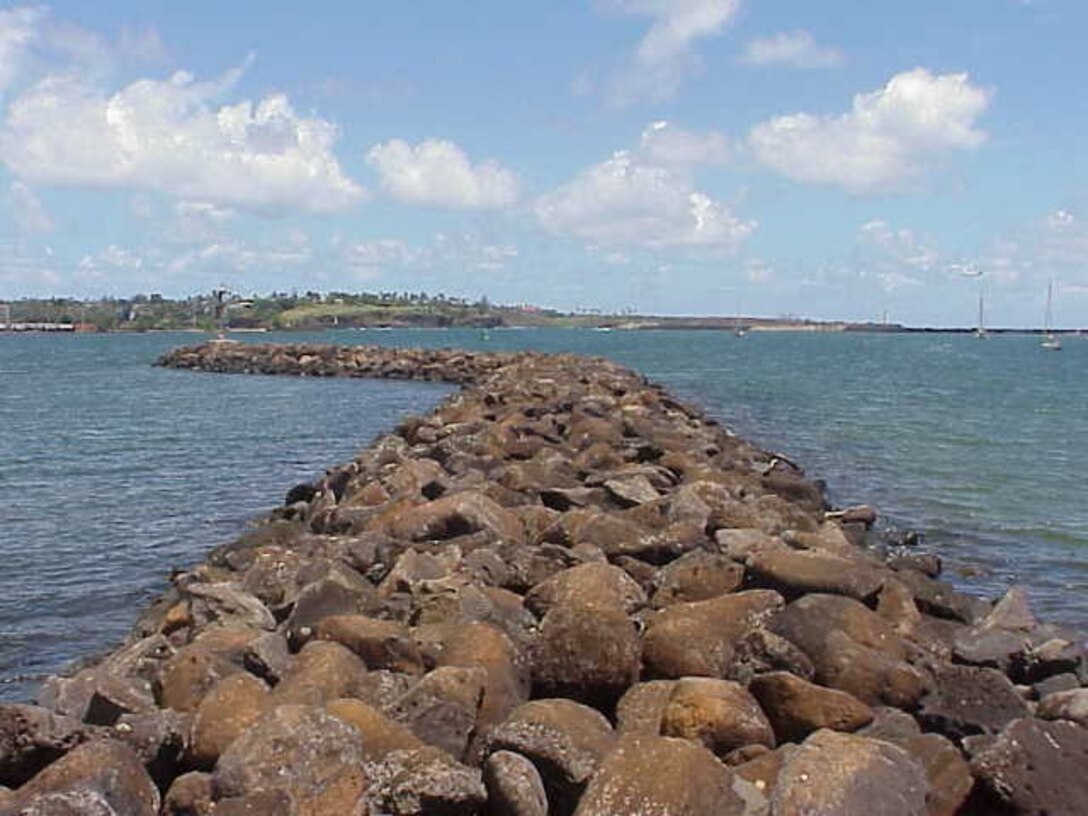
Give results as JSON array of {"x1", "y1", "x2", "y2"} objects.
[
  {"x1": 749, "y1": 68, "x2": 991, "y2": 193},
  {"x1": 854, "y1": 219, "x2": 940, "y2": 292},
  {"x1": 535, "y1": 147, "x2": 754, "y2": 250},
  {"x1": 0, "y1": 63, "x2": 364, "y2": 214},
  {"x1": 7, "y1": 180, "x2": 53, "y2": 233},
  {"x1": 169, "y1": 201, "x2": 236, "y2": 244},
  {"x1": 0, "y1": 6, "x2": 41, "y2": 93},
  {"x1": 638, "y1": 120, "x2": 728, "y2": 166},
  {"x1": 983, "y1": 209, "x2": 1088, "y2": 290},
  {"x1": 366, "y1": 138, "x2": 519, "y2": 210},
  {"x1": 604, "y1": 0, "x2": 741, "y2": 106},
  {"x1": 739, "y1": 30, "x2": 843, "y2": 69}
]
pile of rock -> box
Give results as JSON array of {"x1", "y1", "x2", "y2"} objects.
[{"x1": 2, "y1": 341, "x2": 1086, "y2": 815}]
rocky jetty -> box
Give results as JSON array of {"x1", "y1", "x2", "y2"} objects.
[{"x1": 3, "y1": 340, "x2": 1087, "y2": 815}]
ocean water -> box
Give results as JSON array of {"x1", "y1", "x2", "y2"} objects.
[{"x1": 2, "y1": 329, "x2": 1085, "y2": 701}]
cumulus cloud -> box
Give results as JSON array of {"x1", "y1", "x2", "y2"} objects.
[
  {"x1": 738, "y1": 30, "x2": 843, "y2": 69},
  {"x1": 535, "y1": 124, "x2": 753, "y2": 250},
  {"x1": 0, "y1": 5, "x2": 41, "y2": 93},
  {"x1": 982, "y1": 209, "x2": 1088, "y2": 290},
  {"x1": 603, "y1": 0, "x2": 741, "y2": 106},
  {"x1": 0, "y1": 63, "x2": 364, "y2": 214},
  {"x1": 854, "y1": 219, "x2": 940, "y2": 292},
  {"x1": 7, "y1": 180, "x2": 53, "y2": 233},
  {"x1": 638, "y1": 120, "x2": 728, "y2": 166},
  {"x1": 366, "y1": 139, "x2": 519, "y2": 210},
  {"x1": 749, "y1": 68, "x2": 991, "y2": 193}
]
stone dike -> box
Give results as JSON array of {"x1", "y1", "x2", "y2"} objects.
[{"x1": 3, "y1": 340, "x2": 1087, "y2": 815}]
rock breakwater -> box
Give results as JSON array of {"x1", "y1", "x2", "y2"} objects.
[{"x1": 2, "y1": 340, "x2": 1087, "y2": 815}]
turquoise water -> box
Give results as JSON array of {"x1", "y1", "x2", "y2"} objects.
[{"x1": 2, "y1": 329, "x2": 1085, "y2": 700}]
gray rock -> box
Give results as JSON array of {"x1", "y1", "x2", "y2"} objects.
[
  {"x1": 483, "y1": 750, "x2": 548, "y2": 816},
  {"x1": 970, "y1": 718, "x2": 1088, "y2": 815}
]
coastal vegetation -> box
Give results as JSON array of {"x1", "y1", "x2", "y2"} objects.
[{"x1": 0, "y1": 290, "x2": 898, "y2": 333}]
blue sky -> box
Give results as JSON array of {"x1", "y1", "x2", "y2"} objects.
[{"x1": 0, "y1": 0, "x2": 1086, "y2": 327}]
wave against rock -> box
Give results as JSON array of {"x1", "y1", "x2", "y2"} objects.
[{"x1": 2, "y1": 341, "x2": 1086, "y2": 815}]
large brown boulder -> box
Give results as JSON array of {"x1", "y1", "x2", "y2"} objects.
[
  {"x1": 771, "y1": 729, "x2": 928, "y2": 815},
  {"x1": 386, "y1": 491, "x2": 525, "y2": 545},
  {"x1": 659, "y1": 677, "x2": 775, "y2": 757},
  {"x1": 213, "y1": 704, "x2": 367, "y2": 816},
  {"x1": 746, "y1": 549, "x2": 888, "y2": 602},
  {"x1": 270, "y1": 640, "x2": 369, "y2": 707},
  {"x1": 325, "y1": 698, "x2": 424, "y2": 761},
  {"x1": 5, "y1": 739, "x2": 159, "y2": 816},
  {"x1": 438, "y1": 622, "x2": 529, "y2": 754},
  {"x1": 390, "y1": 665, "x2": 486, "y2": 760},
  {"x1": 573, "y1": 734, "x2": 745, "y2": 816},
  {"x1": 641, "y1": 590, "x2": 784, "y2": 679},
  {"x1": 313, "y1": 615, "x2": 424, "y2": 674},
  {"x1": 0, "y1": 705, "x2": 89, "y2": 788},
  {"x1": 770, "y1": 595, "x2": 926, "y2": 708},
  {"x1": 530, "y1": 601, "x2": 641, "y2": 710},
  {"x1": 748, "y1": 671, "x2": 873, "y2": 744},
  {"x1": 615, "y1": 681, "x2": 676, "y2": 737},
  {"x1": 488, "y1": 699, "x2": 616, "y2": 816},
  {"x1": 157, "y1": 630, "x2": 252, "y2": 713},
  {"x1": 969, "y1": 718, "x2": 1088, "y2": 815},
  {"x1": 901, "y1": 733, "x2": 973, "y2": 816},
  {"x1": 650, "y1": 550, "x2": 744, "y2": 607},
  {"x1": 524, "y1": 562, "x2": 646, "y2": 618},
  {"x1": 188, "y1": 672, "x2": 270, "y2": 768}
]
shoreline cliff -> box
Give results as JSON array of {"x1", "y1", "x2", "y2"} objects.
[{"x1": 2, "y1": 340, "x2": 1085, "y2": 815}]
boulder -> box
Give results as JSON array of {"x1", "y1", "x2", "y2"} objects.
[
  {"x1": 157, "y1": 637, "x2": 246, "y2": 713},
  {"x1": 641, "y1": 590, "x2": 784, "y2": 679},
  {"x1": 270, "y1": 640, "x2": 369, "y2": 707},
  {"x1": 650, "y1": 550, "x2": 744, "y2": 607},
  {"x1": 284, "y1": 569, "x2": 381, "y2": 647},
  {"x1": 5, "y1": 739, "x2": 159, "y2": 816},
  {"x1": 437, "y1": 622, "x2": 529, "y2": 753},
  {"x1": 916, "y1": 664, "x2": 1030, "y2": 739},
  {"x1": 325, "y1": 698, "x2": 424, "y2": 760},
  {"x1": 387, "y1": 491, "x2": 525, "y2": 545},
  {"x1": 530, "y1": 601, "x2": 641, "y2": 710},
  {"x1": 524, "y1": 562, "x2": 646, "y2": 618},
  {"x1": 748, "y1": 671, "x2": 873, "y2": 743},
  {"x1": 188, "y1": 672, "x2": 270, "y2": 768},
  {"x1": 901, "y1": 733, "x2": 973, "y2": 816},
  {"x1": 771, "y1": 729, "x2": 928, "y2": 815},
  {"x1": 1037, "y1": 687, "x2": 1088, "y2": 727},
  {"x1": 390, "y1": 665, "x2": 486, "y2": 760},
  {"x1": 483, "y1": 750, "x2": 548, "y2": 816},
  {"x1": 488, "y1": 699, "x2": 616, "y2": 815},
  {"x1": 746, "y1": 549, "x2": 887, "y2": 602},
  {"x1": 162, "y1": 771, "x2": 215, "y2": 816},
  {"x1": 770, "y1": 596, "x2": 926, "y2": 708},
  {"x1": 0, "y1": 705, "x2": 89, "y2": 788},
  {"x1": 365, "y1": 746, "x2": 486, "y2": 816},
  {"x1": 213, "y1": 705, "x2": 366, "y2": 815},
  {"x1": 969, "y1": 718, "x2": 1088, "y2": 815},
  {"x1": 314, "y1": 615, "x2": 424, "y2": 674},
  {"x1": 615, "y1": 681, "x2": 676, "y2": 737},
  {"x1": 573, "y1": 734, "x2": 745, "y2": 816},
  {"x1": 659, "y1": 677, "x2": 775, "y2": 757}
]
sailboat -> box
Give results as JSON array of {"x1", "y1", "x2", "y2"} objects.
[
  {"x1": 974, "y1": 292, "x2": 987, "y2": 338},
  {"x1": 1041, "y1": 281, "x2": 1062, "y2": 351}
]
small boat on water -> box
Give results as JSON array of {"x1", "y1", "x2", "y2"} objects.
[{"x1": 1041, "y1": 281, "x2": 1062, "y2": 351}]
